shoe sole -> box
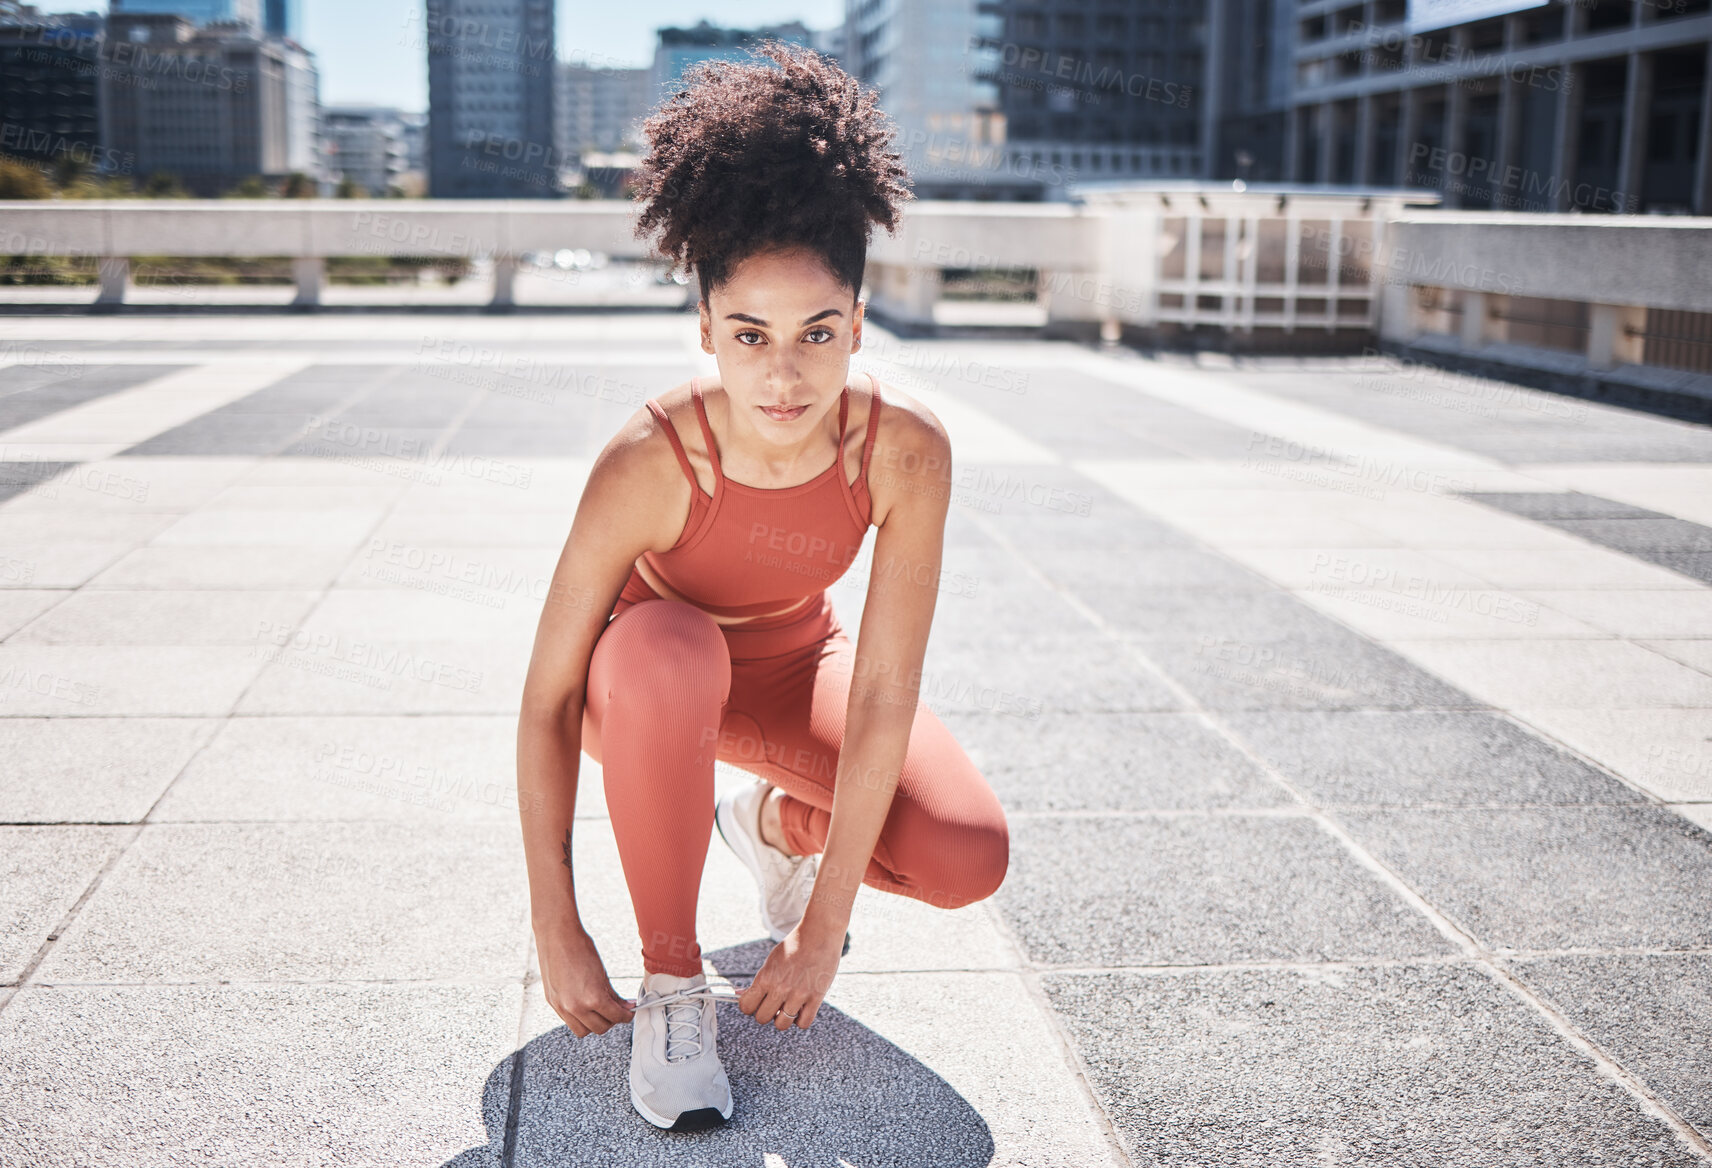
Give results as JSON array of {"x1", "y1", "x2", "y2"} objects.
[
  {"x1": 714, "y1": 784, "x2": 851, "y2": 953},
  {"x1": 630, "y1": 1059, "x2": 733, "y2": 1131}
]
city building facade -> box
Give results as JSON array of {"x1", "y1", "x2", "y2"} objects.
[
  {"x1": 100, "y1": 12, "x2": 324, "y2": 195},
  {"x1": 651, "y1": 20, "x2": 815, "y2": 100},
  {"x1": 263, "y1": 0, "x2": 300, "y2": 41},
  {"x1": 110, "y1": 0, "x2": 262, "y2": 33},
  {"x1": 1288, "y1": 0, "x2": 1712, "y2": 213},
  {"x1": 0, "y1": 6, "x2": 115, "y2": 176},
  {"x1": 555, "y1": 61, "x2": 649, "y2": 165},
  {"x1": 971, "y1": 0, "x2": 1216, "y2": 189},
  {"x1": 323, "y1": 104, "x2": 412, "y2": 195},
  {"x1": 425, "y1": 0, "x2": 557, "y2": 197},
  {"x1": 844, "y1": 0, "x2": 1019, "y2": 198}
]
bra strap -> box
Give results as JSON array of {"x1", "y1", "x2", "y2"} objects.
[
  {"x1": 837, "y1": 384, "x2": 850, "y2": 440},
  {"x1": 646, "y1": 397, "x2": 699, "y2": 490},
  {"x1": 689, "y1": 377, "x2": 723, "y2": 485},
  {"x1": 858, "y1": 375, "x2": 883, "y2": 479}
]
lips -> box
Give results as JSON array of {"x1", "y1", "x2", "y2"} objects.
[{"x1": 760, "y1": 404, "x2": 807, "y2": 421}]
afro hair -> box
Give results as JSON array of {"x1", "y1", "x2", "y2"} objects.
[{"x1": 631, "y1": 40, "x2": 913, "y2": 305}]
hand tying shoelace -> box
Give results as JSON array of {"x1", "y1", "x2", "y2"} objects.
[{"x1": 624, "y1": 973, "x2": 754, "y2": 1011}]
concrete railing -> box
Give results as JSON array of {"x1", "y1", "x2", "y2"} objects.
[
  {"x1": 0, "y1": 188, "x2": 1423, "y2": 331},
  {"x1": 5, "y1": 195, "x2": 1712, "y2": 396}
]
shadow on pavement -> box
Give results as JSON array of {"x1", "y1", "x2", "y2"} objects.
[{"x1": 440, "y1": 938, "x2": 996, "y2": 1167}]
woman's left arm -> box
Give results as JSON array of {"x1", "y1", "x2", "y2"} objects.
[
  {"x1": 802, "y1": 400, "x2": 953, "y2": 941},
  {"x1": 737, "y1": 395, "x2": 953, "y2": 1030}
]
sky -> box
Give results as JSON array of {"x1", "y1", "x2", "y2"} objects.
[{"x1": 28, "y1": 1, "x2": 847, "y2": 107}]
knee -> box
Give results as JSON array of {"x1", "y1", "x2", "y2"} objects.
[
  {"x1": 920, "y1": 815, "x2": 1011, "y2": 910},
  {"x1": 596, "y1": 599, "x2": 729, "y2": 705}
]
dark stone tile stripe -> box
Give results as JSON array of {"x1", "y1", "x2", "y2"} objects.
[
  {"x1": 0, "y1": 364, "x2": 190, "y2": 432},
  {"x1": 1462, "y1": 491, "x2": 1712, "y2": 585}
]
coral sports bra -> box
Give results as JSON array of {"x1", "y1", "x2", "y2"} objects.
[{"x1": 616, "y1": 375, "x2": 883, "y2": 620}]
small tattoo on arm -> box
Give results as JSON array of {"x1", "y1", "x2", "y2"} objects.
[{"x1": 560, "y1": 829, "x2": 573, "y2": 875}]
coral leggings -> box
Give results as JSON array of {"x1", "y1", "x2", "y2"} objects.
[{"x1": 581, "y1": 594, "x2": 1011, "y2": 977}]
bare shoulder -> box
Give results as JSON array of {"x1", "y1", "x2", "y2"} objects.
[
  {"x1": 580, "y1": 388, "x2": 692, "y2": 550},
  {"x1": 865, "y1": 375, "x2": 952, "y2": 526},
  {"x1": 869, "y1": 375, "x2": 951, "y2": 465}
]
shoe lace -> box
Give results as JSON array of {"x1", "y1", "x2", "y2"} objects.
[{"x1": 632, "y1": 975, "x2": 753, "y2": 1063}]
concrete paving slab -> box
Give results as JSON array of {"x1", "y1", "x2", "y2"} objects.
[
  {"x1": 1517, "y1": 591, "x2": 1712, "y2": 639},
  {"x1": 1224, "y1": 709, "x2": 1641, "y2": 807},
  {"x1": 1040, "y1": 963, "x2": 1705, "y2": 1168},
  {"x1": 0, "y1": 543, "x2": 133, "y2": 589},
  {"x1": 1087, "y1": 584, "x2": 1347, "y2": 641},
  {"x1": 993, "y1": 814, "x2": 1455, "y2": 966},
  {"x1": 7, "y1": 588, "x2": 322, "y2": 645},
  {"x1": 919, "y1": 631, "x2": 1184, "y2": 713},
  {"x1": 1513, "y1": 708, "x2": 1712, "y2": 802},
  {"x1": 0, "y1": 645, "x2": 266, "y2": 715},
  {"x1": 364, "y1": 509, "x2": 572, "y2": 548},
  {"x1": 1422, "y1": 544, "x2": 1706, "y2": 590},
  {"x1": 1515, "y1": 953, "x2": 1712, "y2": 1139},
  {"x1": 0, "y1": 509, "x2": 180, "y2": 546},
  {"x1": 0, "y1": 826, "x2": 129, "y2": 982},
  {"x1": 1135, "y1": 626, "x2": 1489, "y2": 710},
  {"x1": 233, "y1": 636, "x2": 526, "y2": 715},
  {"x1": 1643, "y1": 639, "x2": 1712, "y2": 677},
  {"x1": 1341, "y1": 806, "x2": 1712, "y2": 951},
  {"x1": 296, "y1": 587, "x2": 540, "y2": 643},
  {"x1": 150, "y1": 714, "x2": 527, "y2": 824},
  {"x1": 1298, "y1": 583, "x2": 1609, "y2": 640},
  {"x1": 510, "y1": 969, "x2": 1119, "y2": 1168},
  {"x1": 0, "y1": 589, "x2": 63, "y2": 638},
  {"x1": 83, "y1": 544, "x2": 355, "y2": 590},
  {"x1": 941, "y1": 710, "x2": 1291, "y2": 811},
  {"x1": 146, "y1": 506, "x2": 387, "y2": 547},
  {"x1": 0, "y1": 715, "x2": 221, "y2": 822},
  {"x1": 35, "y1": 821, "x2": 529, "y2": 982},
  {"x1": 0, "y1": 456, "x2": 256, "y2": 513},
  {"x1": 0, "y1": 984, "x2": 519, "y2": 1168},
  {"x1": 1394, "y1": 638, "x2": 1712, "y2": 710}
]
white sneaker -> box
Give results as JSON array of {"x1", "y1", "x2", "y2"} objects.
[
  {"x1": 628, "y1": 969, "x2": 737, "y2": 1131},
  {"x1": 714, "y1": 779, "x2": 848, "y2": 952}
]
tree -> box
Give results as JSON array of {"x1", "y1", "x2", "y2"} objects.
[
  {"x1": 226, "y1": 174, "x2": 271, "y2": 198},
  {"x1": 0, "y1": 156, "x2": 53, "y2": 199},
  {"x1": 281, "y1": 171, "x2": 314, "y2": 198},
  {"x1": 335, "y1": 174, "x2": 366, "y2": 198},
  {"x1": 142, "y1": 170, "x2": 189, "y2": 198}
]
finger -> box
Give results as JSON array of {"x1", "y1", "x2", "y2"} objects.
[
  {"x1": 738, "y1": 980, "x2": 770, "y2": 1017},
  {"x1": 798, "y1": 995, "x2": 823, "y2": 1028},
  {"x1": 591, "y1": 995, "x2": 633, "y2": 1027},
  {"x1": 751, "y1": 985, "x2": 786, "y2": 1025}
]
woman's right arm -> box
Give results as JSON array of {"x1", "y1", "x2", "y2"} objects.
[{"x1": 515, "y1": 404, "x2": 688, "y2": 1037}]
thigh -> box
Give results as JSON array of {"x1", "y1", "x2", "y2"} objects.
[{"x1": 718, "y1": 630, "x2": 1007, "y2": 871}]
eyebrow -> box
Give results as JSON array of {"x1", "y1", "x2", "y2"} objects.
[{"x1": 724, "y1": 309, "x2": 844, "y2": 327}]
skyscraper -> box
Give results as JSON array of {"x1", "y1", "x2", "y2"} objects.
[
  {"x1": 425, "y1": 0, "x2": 557, "y2": 197},
  {"x1": 264, "y1": 0, "x2": 300, "y2": 41},
  {"x1": 102, "y1": 12, "x2": 325, "y2": 194},
  {"x1": 844, "y1": 0, "x2": 1013, "y2": 198},
  {"x1": 651, "y1": 20, "x2": 813, "y2": 101},
  {"x1": 109, "y1": 0, "x2": 261, "y2": 32}
]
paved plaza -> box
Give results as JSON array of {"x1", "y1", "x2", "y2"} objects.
[{"x1": 1, "y1": 310, "x2": 1711, "y2": 1167}]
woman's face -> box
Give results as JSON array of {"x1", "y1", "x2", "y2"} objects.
[{"x1": 699, "y1": 245, "x2": 864, "y2": 443}]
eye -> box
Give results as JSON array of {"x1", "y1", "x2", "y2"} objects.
[
  {"x1": 734, "y1": 330, "x2": 765, "y2": 345},
  {"x1": 805, "y1": 327, "x2": 835, "y2": 343}
]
